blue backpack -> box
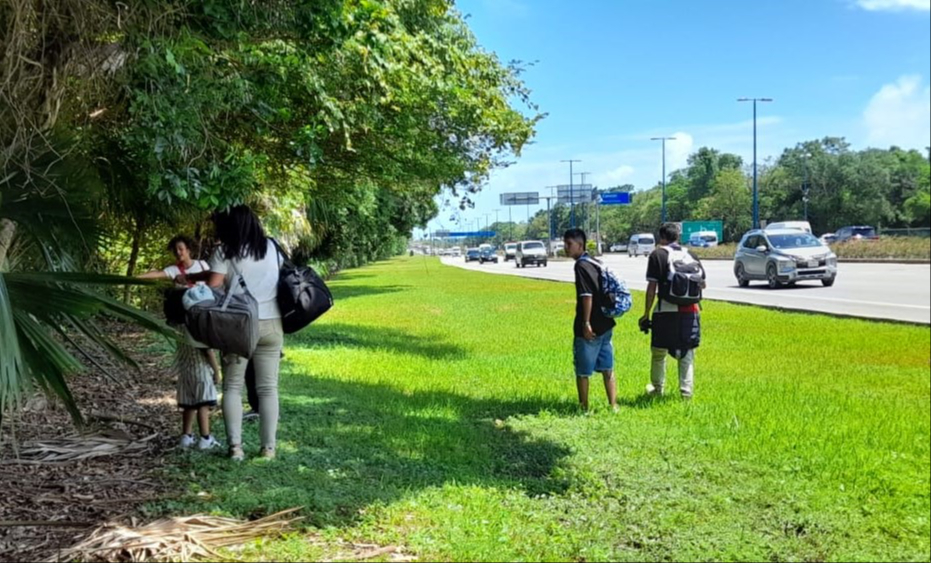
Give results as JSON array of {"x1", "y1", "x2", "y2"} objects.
[{"x1": 581, "y1": 256, "x2": 633, "y2": 318}]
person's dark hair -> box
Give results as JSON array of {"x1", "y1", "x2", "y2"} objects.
[
  {"x1": 563, "y1": 228, "x2": 587, "y2": 246},
  {"x1": 658, "y1": 222, "x2": 681, "y2": 244},
  {"x1": 167, "y1": 235, "x2": 197, "y2": 255},
  {"x1": 212, "y1": 205, "x2": 268, "y2": 261}
]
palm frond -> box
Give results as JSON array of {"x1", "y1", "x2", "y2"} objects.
[
  {"x1": 0, "y1": 274, "x2": 25, "y2": 425},
  {"x1": 1, "y1": 271, "x2": 175, "y2": 424},
  {"x1": 13, "y1": 309, "x2": 84, "y2": 424}
]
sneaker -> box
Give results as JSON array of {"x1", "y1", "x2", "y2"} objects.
[
  {"x1": 645, "y1": 383, "x2": 664, "y2": 396},
  {"x1": 229, "y1": 445, "x2": 245, "y2": 461},
  {"x1": 198, "y1": 435, "x2": 222, "y2": 451},
  {"x1": 243, "y1": 410, "x2": 260, "y2": 422},
  {"x1": 259, "y1": 447, "x2": 276, "y2": 460},
  {"x1": 179, "y1": 434, "x2": 196, "y2": 448}
]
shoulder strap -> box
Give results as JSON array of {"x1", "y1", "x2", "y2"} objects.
[
  {"x1": 269, "y1": 237, "x2": 290, "y2": 268},
  {"x1": 579, "y1": 255, "x2": 602, "y2": 270}
]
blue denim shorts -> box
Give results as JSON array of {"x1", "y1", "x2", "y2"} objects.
[{"x1": 573, "y1": 328, "x2": 614, "y2": 377}]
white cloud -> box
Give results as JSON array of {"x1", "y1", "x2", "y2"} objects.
[
  {"x1": 666, "y1": 133, "x2": 695, "y2": 173},
  {"x1": 598, "y1": 164, "x2": 635, "y2": 187},
  {"x1": 854, "y1": 0, "x2": 930, "y2": 11},
  {"x1": 864, "y1": 75, "x2": 931, "y2": 149}
]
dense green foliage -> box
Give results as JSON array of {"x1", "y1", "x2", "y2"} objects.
[{"x1": 1, "y1": 0, "x2": 539, "y2": 420}]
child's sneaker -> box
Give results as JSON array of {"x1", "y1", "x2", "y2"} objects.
[
  {"x1": 179, "y1": 434, "x2": 196, "y2": 448},
  {"x1": 197, "y1": 435, "x2": 222, "y2": 451},
  {"x1": 229, "y1": 445, "x2": 245, "y2": 461},
  {"x1": 259, "y1": 446, "x2": 276, "y2": 460}
]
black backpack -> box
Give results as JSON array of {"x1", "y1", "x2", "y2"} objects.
[
  {"x1": 660, "y1": 246, "x2": 705, "y2": 306},
  {"x1": 271, "y1": 239, "x2": 333, "y2": 334}
]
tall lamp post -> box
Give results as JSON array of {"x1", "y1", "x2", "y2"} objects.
[
  {"x1": 737, "y1": 97, "x2": 773, "y2": 229},
  {"x1": 650, "y1": 136, "x2": 676, "y2": 223},
  {"x1": 801, "y1": 152, "x2": 811, "y2": 221},
  {"x1": 561, "y1": 159, "x2": 581, "y2": 228},
  {"x1": 574, "y1": 171, "x2": 591, "y2": 231}
]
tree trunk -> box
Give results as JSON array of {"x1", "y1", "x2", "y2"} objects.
[
  {"x1": 0, "y1": 219, "x2": 17, "y2": 270},
  {"x1": 123, "y1": 217, "x2": 145, "y2": 302}
]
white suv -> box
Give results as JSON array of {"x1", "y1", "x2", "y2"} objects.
[
  {"x1": 628, "y1": 233, "x2": 655, "y2": 257},
  {"x1": 516, "y1": 240, "x2": 547, "y2": 268}
]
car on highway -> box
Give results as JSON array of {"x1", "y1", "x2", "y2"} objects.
[
  {"x1": 835, "y1": 225, "x2": 880, "y2": 243},
  {"x1": 609, "y1": 242, "x2": 627, "y2": 252},
  {"x1": 516, "y1": 240, "x2": 547, "y2": 268},
  {"x1": 734, "y1": 229, "x2": 838, "y2": 289},
  {"x1": 479, "y1": 246, "x2": 499, "y2": 264},
  {"x1": 628, "y1": 233, "x2": 655, "y2": 257},
  {"x1": 504, "y1": 242, "x2": 518, "y2": 261},
  {"x1": 464, "y1": 248, "x2": 481, "y2": 262}
]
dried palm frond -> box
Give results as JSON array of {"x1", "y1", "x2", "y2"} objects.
[
  {"x1": 51, "y1": 508, "x2": 303, "y2": 563},
  {"x1": 1, "y1": 432, "x2": 156, "y2": 464}
]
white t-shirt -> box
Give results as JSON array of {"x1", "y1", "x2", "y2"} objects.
[
  {"x1": 163, "y1": 260, "x2": 210, "y2": 286},
  {"x1": 208, "y1": 239, "x2": 282, "y2": 320}
]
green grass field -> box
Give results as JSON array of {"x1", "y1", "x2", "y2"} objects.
[{"x1": 164, "y1": 256, "x2": 930, "y2": 562}]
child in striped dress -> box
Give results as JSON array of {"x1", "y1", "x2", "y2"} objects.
[{"x1": 139, "y1": 235, "x2": 222, "y2": 450}]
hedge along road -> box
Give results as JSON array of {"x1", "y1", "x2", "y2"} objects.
[{"x1": 442, "y1": 254, "x2": 931, "y2": 325}]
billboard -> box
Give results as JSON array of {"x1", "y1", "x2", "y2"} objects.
[
  {"x1": 556, "y1": 184, "x2": 593, "y2": 204},
  {"x1": 500, "y1": 192, "x2": 540, "y2": 205}
]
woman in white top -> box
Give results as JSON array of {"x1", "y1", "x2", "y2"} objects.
[
  {"x1": 204, "y1": 206, "x2": 284, "y2": 461},
  {"x1": 138, "y1": 235, "x2": 222, "y2": 450}
]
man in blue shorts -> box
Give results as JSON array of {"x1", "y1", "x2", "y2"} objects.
[{"x1": 564, "y1": 228, "x2": 618, "y2": 412}]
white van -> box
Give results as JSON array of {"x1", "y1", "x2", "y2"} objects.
[
  {"x1": 627, "y1": 233, "x2": 655, "y2": 257},
  {"x1": 688, "y1": 230, "x2": 719, "y2": 248},
  {"x1": 765, "y1": 221, "x2": 812, "y2": 234}
]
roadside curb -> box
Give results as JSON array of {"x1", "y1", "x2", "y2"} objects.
[{"x1": 693, "y1": 257, "x2": 930, "y2": 265}]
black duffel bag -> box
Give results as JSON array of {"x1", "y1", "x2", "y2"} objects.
[{"x1": 271, "y1": 239, "x2": 333, "y2": 334}]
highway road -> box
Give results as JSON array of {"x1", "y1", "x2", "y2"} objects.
[{"x1": 441, "y1": 254, "x2": 931, "y2": 325}]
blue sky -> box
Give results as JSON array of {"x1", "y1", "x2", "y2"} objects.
[{"x1": 424, "y1": 0, "x2": 931, "y2": 234}]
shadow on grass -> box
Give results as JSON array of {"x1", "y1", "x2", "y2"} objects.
[
  {"x1": 289, "y1": 323, "x2": 468, "y2": 360},
  {"x1": 170, "y1": 375, "x2": 572, "y2": 528},
  {"x1": 616, "y1": 393, "x2": 680, "y2": 409}
]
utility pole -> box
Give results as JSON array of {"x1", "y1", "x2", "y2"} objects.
[
  {"x1": 594, "y1": 188, "x2": 601, "y2": 254},
  {"x1": 561, "y1": 159, "x2": 581, "y2": 228},
  {"x1": 738, "y1": 97, "x2": 773, "y2": 229},
  {"x1": 574, "y1": 171, "x2": 591, "y2": 232},
  {"x1": 802, "y1": 152, "x2": 811, "y2": 221},
  {"x1": 542, "y1": 194, "x2": 556, "y2": 255},
  {"x1": 650, "y1": 136, "x2": 676, "y2": 223}
]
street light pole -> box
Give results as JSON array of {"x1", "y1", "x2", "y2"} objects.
[
  {"x1": 650, "y1": 136, "x2": 676, "y2": 223},
  {"x1": 802, "y1": 153, "x2": 811, "y2": 221},
  {"x1": 561, "y1": 159, "x2": 581, "y2": 228},
  {"x1": 573, "y1": 171, "x2": 591, "y2": 231},
  {"x1": 738, "y1": 97, "x2": 773, "y2": 229}
]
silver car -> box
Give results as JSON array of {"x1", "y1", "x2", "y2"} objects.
[{"x1": 734, "y1": 229, "x2": 838, "y2": 289}]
